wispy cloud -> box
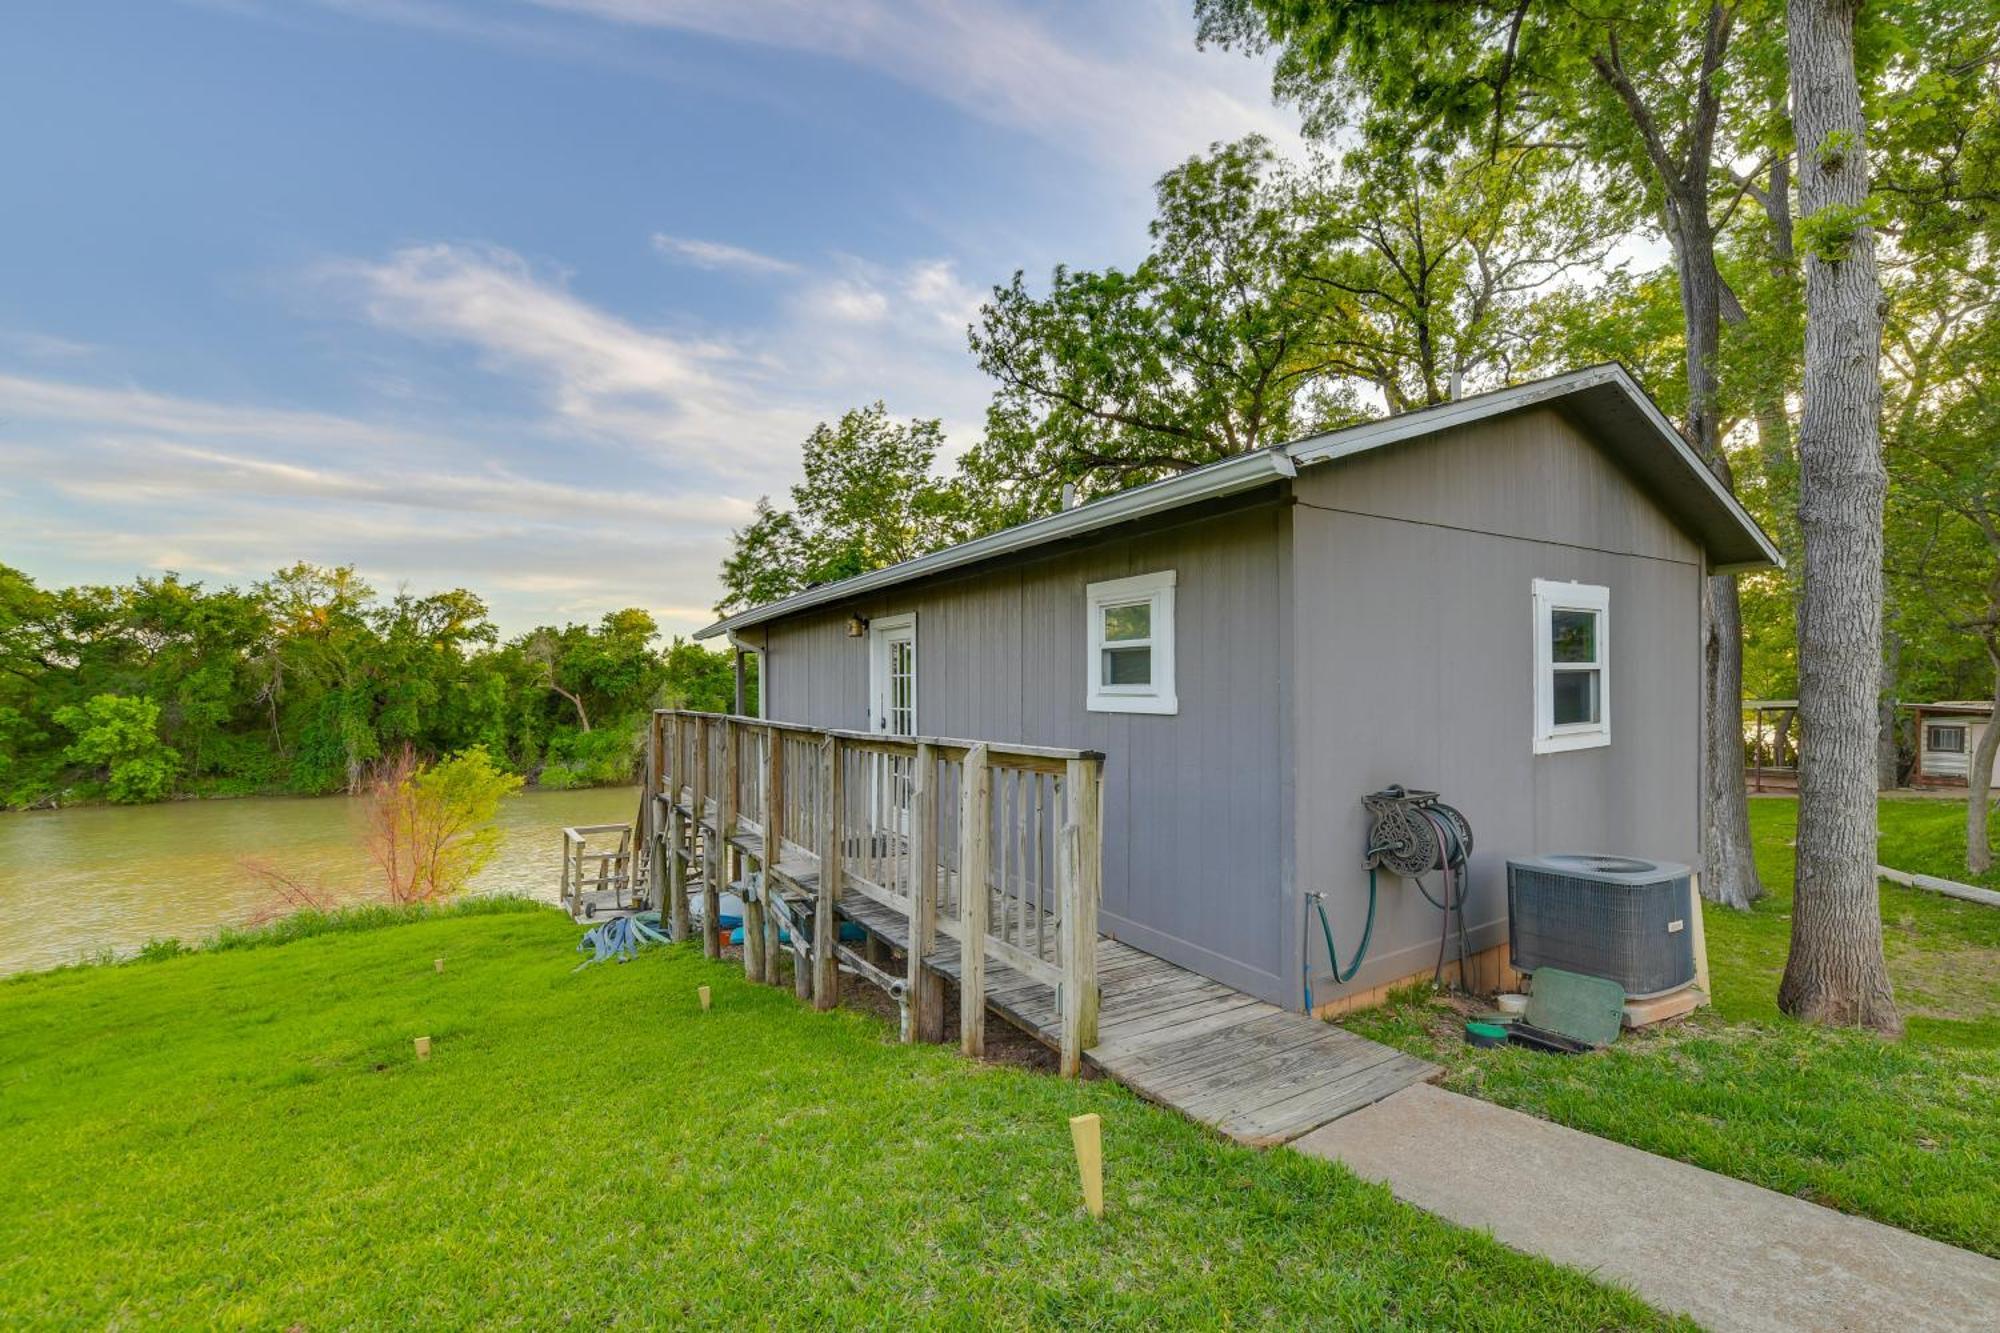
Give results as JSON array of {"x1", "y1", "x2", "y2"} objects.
[
  {"x1": 652, "y1": 233, "x2": 800, "y2": 276},
  {"x1": 316, "y1": 242, "x2": 820, "y2": 471},
  {"x1": 524, "y1": 0, "x2": 1294, "y2": 168},
  {"x1": 0, "y1": 371, "x2": 746, "y2": 634},
  {"x1": 318, "y1": 240, "x2": 991, "y2": 462},
  {"x1": 3, "y1": 235, "x2": 997, "y2": 632},
  {"x1": 269, "y1": 0, "x2": 1290, "y2": 174}
]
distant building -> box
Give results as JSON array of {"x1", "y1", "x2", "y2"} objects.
[{"x1": 1911, "y1": 702, "x2": 1998, "y2": 790}]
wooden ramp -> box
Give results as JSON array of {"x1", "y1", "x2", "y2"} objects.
[{"x1": 840, "y1": 892, "x2": 1438, "y2": 1147}]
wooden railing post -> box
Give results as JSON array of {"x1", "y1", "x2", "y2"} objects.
[
  {"x1": 760, "y1": 727, "x2": 785, "y2": 986},
  {"x1": 559, "y1": 830, "x2": 572, "y2": 915},
  {"x1": 666, "y1": 714, "x2": 690, "y2": 942},
  {"x1": 694, "y1": 715, "x2": 718, "y2": 959},
  {"x1": 646, "y1": 712, "x2": 667, "y2": 912},
  {"x1": 730, "y1": 723, "x2": 767, "y2": 981},
  {"x1": 1057, "y1": 756, "x2": 1103, "y2": 1077},
  {"x1": 905, "y1": 741, "x2": 944, "y2": 1042},
  {"x1": 958, "y1": 743, "x2": 991, "y2": 1057},
  {"x1": 812, "y1": 735, "x2": 844, "y2": 1009}
]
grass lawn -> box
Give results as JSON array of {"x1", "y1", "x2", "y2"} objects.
[
  {"x1": 1347, "y1": 796, "x2": 2000, "y2": 1258},
  {"x1": 0, "y1": 901, "x2": 1682, "y2": 1329}
]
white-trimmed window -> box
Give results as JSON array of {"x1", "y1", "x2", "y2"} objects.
[
  {"x1": 1532, "y1": 579, "x2": 1610, "y2": 754},
  {"x1": 1087, "y1": 570, "x2": 1177, "y2": 714}
]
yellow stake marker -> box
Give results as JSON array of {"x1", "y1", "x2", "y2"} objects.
[
  {"x1": 434, "y1": 957, "x2": 445, "y2": 974},
  {"x1": 698, "y1": 985, "x2": 712, "y2": 1011},
  {"x1": 1069, "y1": 1113, "x2": 1104, "y2": 1219},
  {"x1": 413, "y1": 1036, "x2": 432, "y2": 1061}
]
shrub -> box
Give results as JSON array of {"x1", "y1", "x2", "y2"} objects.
[{"x1": 366, "y1": 745, "x2": 524, "y2": 903}]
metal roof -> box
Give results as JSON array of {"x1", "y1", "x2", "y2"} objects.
[{"x1": 695, "y1": 363, "x2": 1781, "y2": 641}]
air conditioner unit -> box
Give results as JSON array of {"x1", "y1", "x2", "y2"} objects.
[{"x1": 1506, "y1": 854, "x2": 1695, "y2": 998}]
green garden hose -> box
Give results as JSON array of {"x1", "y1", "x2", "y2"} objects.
[{"x1": 1302, "y1": 871, "x2": 1377, "y2": 1010}]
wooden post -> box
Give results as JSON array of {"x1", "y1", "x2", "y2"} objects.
[
  {"x1": 958, "y1": 744, "x2": 991, "y2": 1057},
  {"x1": 698, "y1": 984, "x2": 712, "y2": 1011},
  {"x1": 413, "y1": 1036, "x2": 432, "y2": 1061},
  {"x1": 723, "y1": 721, "x2": 762, "y2": 977},
  {"x1": 813, "y1": 735, "x2": 843, "y2": 1009},
  {"x1": 1069, "y1": 1112, "x2": 1103, "y2": 1218},
  {"x1": 1057, "y1": 756, "x2": 1102, "y2": 1077},
  {"x1": 759, "y1": 724, "x2": 784, "y2": 986},
  {"x1": 694, "y1": 716, "x2": 719, "y2": 959},
  {"x1": 906, "y1": 741, "x2": 943, "y2": 1042},
  {"x1": 667, "y1": 715, "x2": 691, "y2": 942},
  {"x1": 1688, "y1": 872, "x2": 1713, "y2": 1006},
  {"x1": 558, "y1": 829, "x2": 572, "y2": 916}
]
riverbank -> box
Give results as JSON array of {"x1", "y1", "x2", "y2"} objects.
[
  {"x1": 0, "y1": 900, "x2": 1676, "y2": 1328},
  {"x1": 0, "y1": 785, "x2": 638, "y2": 976}
]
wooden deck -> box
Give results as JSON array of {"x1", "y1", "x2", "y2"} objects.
[
  {"x1": 838, "y1": 891, "x2": 1438, "y2": 1146},
  {"x1": 650, "y1": 708, "x2": 1437, "y2": 1147}
]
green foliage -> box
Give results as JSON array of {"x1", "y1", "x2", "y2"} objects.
[
  {"x1": 51, "y1": 695, "x2": 176, "y2": 803},
  {"x1": 382, "y1": 747, "x2": 525, "y2": 901},
  {"x1": 0, "y1": 911, "x2": 1680, "y2": 1327},
  {"x1": 1795, "y1": 200, "x2": 1877, "y2": 263},
  {"x1": 963, "y1": 136, "x2": 1616, "y2": 518},
  {"x1": 536, "y1": 722, "x2": 640, "y2": 790},
  {"x1": 0, "y1": 561, "x2": 739, "y2": 808},
  {"x1": 718, "y1": 403, "x2": 981, "y2": 614}
]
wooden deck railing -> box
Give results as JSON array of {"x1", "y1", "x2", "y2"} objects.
[
  {"x1": 558, "y1": 823, "x2": 635, "y2": 918},
  {"x1": 644, "y1": 709, "x2": 1105, "y2": 1076}
]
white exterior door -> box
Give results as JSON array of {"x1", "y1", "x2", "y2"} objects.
[{"x1": 868, "y1": 615, "x2": 917, "y2": 836}]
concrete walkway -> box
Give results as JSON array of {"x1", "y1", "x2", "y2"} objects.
[{"x1": 1292, "y1": 1084, "x2": 2000, "y2": 1332}]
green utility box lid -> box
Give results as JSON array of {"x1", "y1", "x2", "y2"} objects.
[{"x1": 1524, "y1": 968, "x2": 1626, "y2": 1049}]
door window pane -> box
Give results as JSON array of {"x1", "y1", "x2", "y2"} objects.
[
  {"x1": 1102, "y1": 602, "x2": 1151, "y2": 642},
  {"x1": 1551, "y1": 609, "x2": 1597, "y2": 664},
  {"x1": 1103, "y1": 646, "x2": 1152, "y2": 685},
  {"x1": 1552, "y1": 670, "x2": 1599, "y2": 726}
]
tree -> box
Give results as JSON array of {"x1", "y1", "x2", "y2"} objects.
[
  {"x1": 366, "y1": 745, "x2": 523, "y2": 904},
  {"x1": 1777, "y1": 0, "x2": 1900, "y2": 1034},
  {"x1": 966, "y1": 135, "x2": 1613, "y2": 519},
  {"x1": 1195, "y1": 0, "x2": 1785, "y2": 910},
  {"x1": 52, "y1": 694, "x2": 177, "y2": 803},
  {"x1": 717, "y1": 404, "x2": 977, "y2": 614}
]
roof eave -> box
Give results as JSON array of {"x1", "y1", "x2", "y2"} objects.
[{"x1": 693, "y1": 447, "x2": 1298, "y2": 640}]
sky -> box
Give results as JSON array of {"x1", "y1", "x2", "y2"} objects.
[{"x1": 0, "y1": 0, "x2": 1295, "y2": 638}]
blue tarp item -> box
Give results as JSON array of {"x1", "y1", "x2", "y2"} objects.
[{"x1": 575, "y1": 911, "x2": 669, "y2": 969}]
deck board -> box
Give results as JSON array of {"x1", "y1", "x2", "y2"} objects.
[{"x1": 833, "y1": 886, "x2": 1437, "y2": 1146}]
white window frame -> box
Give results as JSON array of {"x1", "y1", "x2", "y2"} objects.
[
  {"x1": 1532, "y1": 579, "x2": 1610, "y2": 754},
  {"x1": 1086, "y1": 570, "x2": 1177, "y2": 715}
]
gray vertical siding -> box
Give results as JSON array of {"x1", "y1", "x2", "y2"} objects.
[
  {"x1": 752, "y1": 405, "x2": 1711, "y2": 1010},
  {"x1": 759, "y1": 500, "x2": 1294, "y2": 1000},
  {"x1": 1288, "y1": 407, "x2": 1704, "y2": 1000}
]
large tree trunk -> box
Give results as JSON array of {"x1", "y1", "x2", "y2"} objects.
[
  {"x1": 1778, "y1": 0, "x2": 1900, "y2": 1034},
  {"x1": 1676, "y1": 208, "x2": 1766, "y2": 910},
  {"x1": 1970, "y1": 643, "x2": 2000, "y2": 875}
]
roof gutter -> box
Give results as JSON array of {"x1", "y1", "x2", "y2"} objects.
[{"x1": 694, "y1": 447, "x2": 1296, "y2": 640}]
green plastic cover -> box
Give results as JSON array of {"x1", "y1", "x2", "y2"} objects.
[{"x1": 1524, "y1": 967, "x2": 1626, "y2": 1048}]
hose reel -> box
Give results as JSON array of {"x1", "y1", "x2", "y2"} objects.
[
  {"x1": 1362, "y1": 785, "x2": 1472, "y2": 877},
  {"x1": 1304, "y1": 785, "x2": 1477, "y2": 1010}
]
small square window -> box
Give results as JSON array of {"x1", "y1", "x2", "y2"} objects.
[
  {"x1": 1533, "y1": 579, "x2": 1609, "y2": 754},
  {"x1": 1087, "y1": 571, "x2": 1176, "y2": 714},
  {"x1": 1927, "y1": 724, "x2": 1967, "y2": 754}
]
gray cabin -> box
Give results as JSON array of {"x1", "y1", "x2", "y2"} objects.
[{"x1": 695, "y1": 364, "x2": 1781, "y2": 1011}]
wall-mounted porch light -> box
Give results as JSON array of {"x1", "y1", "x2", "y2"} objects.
[{"x1": 845, "y1": 614, "x2": 869, "y2": 638}]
